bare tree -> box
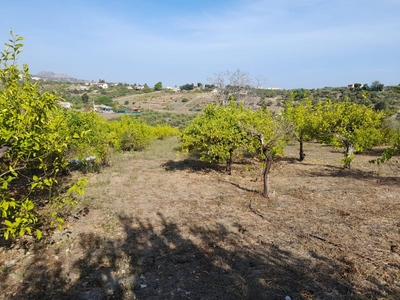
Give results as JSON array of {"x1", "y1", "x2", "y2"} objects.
[
  {"x1": 254, "y1": 74, "x2": 267, "y2": 89},
  {"x1": 207, "y1": 69, "x2": 254, "y2": 105}
]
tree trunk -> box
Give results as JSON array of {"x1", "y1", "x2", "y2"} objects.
[
  {"x1": 299, "y1": 139, "x2": 306, "y2": 161},
  {"x1": 344, "y1": 141, "x2": 355, "y2": 169},
  {"x1": 262, "y1": 148, "x2": 273, "y2": 198},
  {"x1": 225, "y1": 150, "x2": 233, "y2": 175},
  {"x1": 337, "y1": 135, "x2": 354, "y2": 169}
]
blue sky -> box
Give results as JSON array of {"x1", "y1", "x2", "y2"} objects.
[{"x1": 1, "y1": 0, "x2": 399, "y2": 89}]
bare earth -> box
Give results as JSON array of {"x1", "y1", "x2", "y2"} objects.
[{"x1": 1, "y1": 137, "x2": 399, "y2": 300}]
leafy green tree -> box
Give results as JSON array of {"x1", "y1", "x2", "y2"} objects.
[
  {"x1": 81, "y1": 93, "x2": 89, "y2": 105},
  {"x1": 317, "y1": 100, "x2": 385, "y2": 168},
  {"x1": 362, "y1": 84, "x2": 370, "y2": 91},
  {"x1": 0, "y1": 32, "x2": 85, "y2": 240},
  {"x1": 354, "y1": 83, "x2": 363, "y2": 90},
  {"x1": 283, "y1": 96, "x2": 319, "y2": 161},
  {"x1": 371, "y1": 80, "x2": 384, "y2": 92},
  {"x1": 180, "y1": 83, "x2": 194, "y2": 91},
  {"x1": 64, "y1": 110, "x2": 111, "y2": 162},
  {"x1": 292, "y1": 89, "x2": 308, "y2": 101},
  {"x1": 96, "y1": 95, "x2": 113, "y2": 106},
  {"x1": 374, "y1": 101, "x2": 389, "y2": 111},
  {"x1": 242, "y1": 109, "x2": 291, "y2": 197},
  {"x1": 112, "y1": 100, "x2": 119, "y2": 112},
  {"x1": 154, "y1": 81, "x2": 163, "y2": 91},
  {"x1": 180, "y1": 102, "x2": 290, "y2": 197},
  {"x1": 374, "y1": 136, "x2": 400, "y2": 164},
  {"x1": 108, "y1": 116, "x2": 154, "y2": 151},
  {"x1": 180, "y1": 101, "x2": 251, "y2": 175}
]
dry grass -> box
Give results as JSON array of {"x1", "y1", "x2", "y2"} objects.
[
  {"x1": 100, "y1": 91, "x2": 282, "y2": 119},
  {"x1": 0, "y1": 137, "x2": 399, "y2": 299},
  {"x1": 114, "y1": 91, "x2": 213, "y2": 113}
]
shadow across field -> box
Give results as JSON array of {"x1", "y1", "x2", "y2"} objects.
[
  {"x1": 2, "y1": 213, "x2": 397, "y2": 300},
  {"x1": 163, "y1": 159, "x2": 224, "y2": 173},
  {"x1": 305, "y1": 165, "x2": 399, "y2": 186},
  {"x1": 229, "y1": 181, "x2": 259, "y2": 194}
]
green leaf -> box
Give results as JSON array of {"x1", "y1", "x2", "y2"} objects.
[
  {"x1": 9, "y1": 166, "x2": 17, "y2": 176},
  {"x1": 2, "y1": 201, "x2": 9, "y2": 210},
  {"x1": 4, "y1": 220, "x2": 13, "y2": 227}
]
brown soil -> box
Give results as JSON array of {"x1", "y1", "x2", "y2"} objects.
[{"x1": 1, "y1": 138, "x2": 399, "y2": 300}]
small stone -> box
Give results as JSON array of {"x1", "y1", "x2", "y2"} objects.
[
  {"x1": 4, "y1": 260, "x2": 17, "y2": 267},
  {"x1": 140, "y1": 284, "x2": 147, "y2": 289}
]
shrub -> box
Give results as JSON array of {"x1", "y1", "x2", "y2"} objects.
[
  {"x1": 108, "y1": 116, "x2": 154, "y2": 151},
  {"x1": 63, "y1": 110, "x2": 111, "y2": 164},
  {"x1": 152, "y1": 125, "x2": 180, "y2": 140}
]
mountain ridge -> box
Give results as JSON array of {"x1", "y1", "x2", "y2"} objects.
[{"x1": 34, "y1": 71, "x2": 87, "y2": 82}]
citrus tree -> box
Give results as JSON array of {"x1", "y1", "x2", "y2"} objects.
[
  {"x1": 107, "y1": 115, "x2": 178, "y2": 153},
  {"x1": 243, "y1": 108, "x2": 291, "y2": 197},
  {"x1": 373, "y1": 129, "x2": 400, "y2": 164},
  {"x1": 0, "y1": 32, "x2": 85, "y2": 239},
  {"x1": 181, "y1": 102, "x2": 291, "y2": 197},
  {"x1": 317, "y1": 100, "x2": 385, "y2": 168},
  {"x1": 63, "y1": 110, "x2": 111, "y2": 165},
  {"x1": 283, "y1": 97, "x2": 320, "y2": 161},
  {"x1": 180, "y1": 101, "x2": 251, "y2": 175}
]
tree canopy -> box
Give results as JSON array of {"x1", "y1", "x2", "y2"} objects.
[{"x1": 154, "y1": 81, "x2": 163, "y2": 91}]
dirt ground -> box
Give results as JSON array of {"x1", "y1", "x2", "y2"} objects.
[{"x1": 0, "y1": 137, "x2": 399, "y2": 300}]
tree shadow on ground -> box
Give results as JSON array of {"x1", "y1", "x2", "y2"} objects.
[
  {"x1": 359, "y1": 147, "x2": 389, "y2": 157},
  {"x1": 162, "y1": 159, "x2": 224, "y2": 173},
  {"x1": 2, "y1": 213, "x2": 398, "y2": 299},
  {"x1": 305, "y1": 165, "x2": 399, "y2": 186},
  {"x1": 228, "y1": 181, "x2": 260, "y2": 194},
  {"x1": 275, "y1": 156, "x2": 299, "y2": 164}
]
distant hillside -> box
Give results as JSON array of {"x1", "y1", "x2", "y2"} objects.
[{"x1": 34, "y1": 71, "x2": 87, "y2": 82}]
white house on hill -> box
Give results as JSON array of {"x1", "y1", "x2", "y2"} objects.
[{"x1": 97, "y1": 83, "x2": 108, "y2": 89}]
